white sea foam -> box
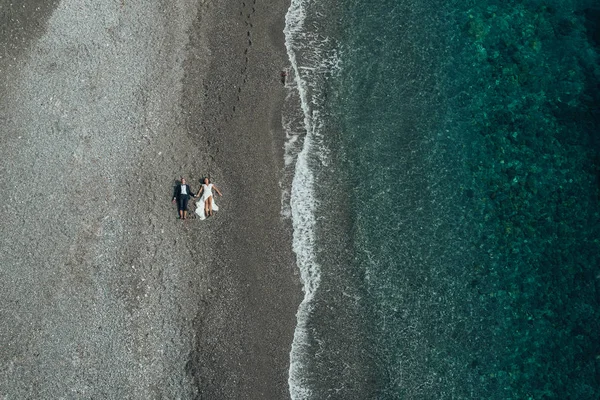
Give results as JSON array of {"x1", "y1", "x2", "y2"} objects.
[
  {"x1": 283, "y1": 0, "x2": 342, "y2": 397},
  {"x1": 284, "y1": 0, "x2": 320, "y2": 399},
  {"x1": 280, "y1": 86, "x2": 304, "y2": 219}
]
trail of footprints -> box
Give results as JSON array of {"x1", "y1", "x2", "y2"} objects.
[
  {"x1": 239, "y1": 0, "x2": 256, "y2": 94},
  {"x1": 210, "y1": 0, "x2": 256, "y2": 128},
  {"x1": 200, "y1": 0, "x2": 258, "y2": 155}
]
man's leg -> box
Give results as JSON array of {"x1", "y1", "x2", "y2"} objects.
[
  {"x1": 182, "y1": 197, "x2": 189, "y2": 219},
  {"x1": 177, "y1": 197, "x2": 185, "y2": 219}
]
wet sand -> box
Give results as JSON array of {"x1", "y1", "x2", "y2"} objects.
[{"x1": 0, "y1": 0, "x2": 300, "y2": 398}]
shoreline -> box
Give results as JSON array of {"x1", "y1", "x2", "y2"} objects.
[{"x1": 179, "y1": 0, "x2": 302, "y2": 398}]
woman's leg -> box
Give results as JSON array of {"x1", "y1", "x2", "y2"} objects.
[
  {"x1": 204, "y1": 199, "x2": 209, "y2": 217},
  {"x1": 207, "y1": 196, "x2": 213, "y2": 216}
]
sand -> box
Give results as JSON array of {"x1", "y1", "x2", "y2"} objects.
[{"x1": 0, "y1": 0, "x2": 300, "y2": 398}]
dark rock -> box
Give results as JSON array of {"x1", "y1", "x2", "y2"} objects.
[
  {"x1": 525, "y1": 175, "x2": 536, "y2": 192},
  {"x1": 506, "y1": 167, "x2": 517, "y2": 180}
]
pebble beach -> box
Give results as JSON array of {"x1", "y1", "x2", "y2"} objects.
[{"x1": 0, "y1": 0, "x2": 300, "y2": 398}]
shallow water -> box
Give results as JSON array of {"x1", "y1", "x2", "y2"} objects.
[{"x1": 285, "y1": 0, "x2": 600, "y2": 398}]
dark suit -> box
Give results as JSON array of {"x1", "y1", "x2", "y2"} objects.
[{"x1": 173, "y1": 184, "x2": 194, "y2": 211}]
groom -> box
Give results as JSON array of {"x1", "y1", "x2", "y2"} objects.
[{"x1": 172, "y1": 178, "x2": 194, "y2": 220}]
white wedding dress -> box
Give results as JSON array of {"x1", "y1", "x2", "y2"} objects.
[{"x1": 195, "y1": 183, "x2": 218, "y2": 220}]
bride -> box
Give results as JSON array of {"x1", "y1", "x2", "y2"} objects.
[{"x1": 195, "y1": 177, "x2": 223, "y2": 219}]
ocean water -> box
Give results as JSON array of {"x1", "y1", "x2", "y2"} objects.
[{"x1": 284, "y1": 0, "x2": 600, "y2": 398}]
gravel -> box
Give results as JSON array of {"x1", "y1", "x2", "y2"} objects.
[{"x1": 0, "y1": 0, "x2": 207, "y2": 397}]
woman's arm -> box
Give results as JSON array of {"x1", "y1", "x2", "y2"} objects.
[
  {"x1": 195, "y1": 186, "x2": 204, "y2": 198},
  {"x1": 213, "y1": 185, "x2": 223, "y2": 196}
]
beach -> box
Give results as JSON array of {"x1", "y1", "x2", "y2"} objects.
[
  {"x1": 0, "y1": 0, "x2": 300, "y2": 398},
  {"x1": 4, "y1": 0, "x2": 600, "y2": 398}
]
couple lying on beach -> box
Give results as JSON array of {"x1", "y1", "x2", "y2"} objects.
[{"x1": 173, "y1": 177, "x2": 222, "y2": 220}]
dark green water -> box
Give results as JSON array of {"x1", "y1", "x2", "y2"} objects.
[{"x1": 285, "y1": 0, "x2": 600, "y2": 398}]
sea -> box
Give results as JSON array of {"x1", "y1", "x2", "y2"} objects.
[{"x1": 281, "y1": 0, "x2": 600, "y2": 398}]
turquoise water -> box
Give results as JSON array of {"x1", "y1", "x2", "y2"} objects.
[{"x1": 285, "y1": 0, "x2": 600, "y2": 398}]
